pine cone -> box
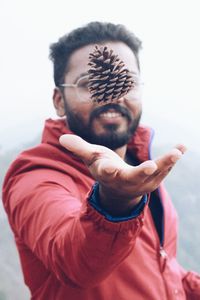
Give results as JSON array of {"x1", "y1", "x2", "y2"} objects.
[{"x1": 88, "y1": 45, "x2": 135, "y2": 104}]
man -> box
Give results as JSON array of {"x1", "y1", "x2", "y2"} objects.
[{"x1": 2, "y1": 22, "x2": 200, "y2": 299}]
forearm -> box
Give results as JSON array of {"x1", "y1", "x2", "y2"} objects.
[
  {"x1": 6, "y1": 175, "x2": 146, "y2": 289},
  {"x1": 34, "y1": 195, "x2": 146, "y2": 288}
]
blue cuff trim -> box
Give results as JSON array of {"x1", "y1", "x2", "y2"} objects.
[{"x1": 89, "y1": 182, "x2": 147, "y2": 222}]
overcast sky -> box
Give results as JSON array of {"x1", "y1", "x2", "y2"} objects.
[{"x1": 0, "y1": 0, "x2": 200, "y2": 153}]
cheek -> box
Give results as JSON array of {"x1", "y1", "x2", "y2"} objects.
[
  {"x1": 69, "y1": 103, "x2": 93, "y2": 124},
  {"x1": 125, "y1": 99, "x2": 142, "y2": 116}
]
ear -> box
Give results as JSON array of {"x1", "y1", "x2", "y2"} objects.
[{"x1": 53, "y1": 88, "x2": 65, "y2": 117}]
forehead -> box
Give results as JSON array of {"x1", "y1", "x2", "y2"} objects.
[{"x1": 65, "y1": 41, "x2": 139, "y2": 81}]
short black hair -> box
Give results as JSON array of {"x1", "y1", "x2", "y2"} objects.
[{"x1": 49, "y1": 21, "x2": 142, "y2": 86}]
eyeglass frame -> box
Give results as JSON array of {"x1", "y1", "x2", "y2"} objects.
[{"x1": 58, "y1": 73, "x2": 144, "y2": 103}]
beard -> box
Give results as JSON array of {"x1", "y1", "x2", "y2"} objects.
[{"x1": 64, "y1": 102, "x2": 142, "y2": 150}]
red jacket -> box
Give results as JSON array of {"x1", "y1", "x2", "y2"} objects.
[{"x1": 2, "y1": 119, "x2": 200, "y2": 300}]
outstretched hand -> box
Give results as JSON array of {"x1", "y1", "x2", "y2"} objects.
[{"x1": 60, "y1": 134, "x2": 186, "y2": 216}]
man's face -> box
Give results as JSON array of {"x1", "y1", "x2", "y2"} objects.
[{"x1": 61, "y1": 41, "x2": 142, "y2": 150}]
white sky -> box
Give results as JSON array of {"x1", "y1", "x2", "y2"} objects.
[{"x1": 0, "y1": 0, "x2": 200, "y2": 152}]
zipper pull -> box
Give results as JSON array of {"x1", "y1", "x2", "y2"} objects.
[
  {"x1": 160, "y1": 247, "x2": 167, "y2": 258},
  {"x1": 159, "y1": 247, "x2": 168, "y2": 272}
]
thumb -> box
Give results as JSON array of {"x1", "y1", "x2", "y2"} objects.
[{"x1": 59, "y1": 134, "x2": 96, "y2": 162}]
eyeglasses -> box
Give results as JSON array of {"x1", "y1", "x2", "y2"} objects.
[{"x1": 59, "y1": 74, "x2": 143, "y2": 103}]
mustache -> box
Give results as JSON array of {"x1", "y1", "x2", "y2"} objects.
[{"x1": 90, "y1": 103, "x2": 132, "y2": 122}]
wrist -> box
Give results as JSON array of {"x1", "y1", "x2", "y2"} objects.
[{"x1": 98, "y1": 183, "x2": 143, "y2": 217}]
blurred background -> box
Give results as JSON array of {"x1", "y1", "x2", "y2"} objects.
[{"x1": 0, "y1": 0, "x2": 200, "y2": 299}]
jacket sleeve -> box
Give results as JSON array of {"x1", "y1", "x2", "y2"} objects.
[
  {"x1": 89, "y1": 182, "x2": 148, "y2": 221},
  {"x1": 3, "y1": 168, "x2": 146, "y2": 289},
  {"x1": 180, "y1": 266, "x2": 200, "y2": 299}
]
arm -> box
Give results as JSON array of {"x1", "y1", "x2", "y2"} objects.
[
  {"x1": 3, "y1": 136, "x2": 185, "y2": 289},
  {"x1": 4, "y1": 169, "x2": 146, "y2": 289}
]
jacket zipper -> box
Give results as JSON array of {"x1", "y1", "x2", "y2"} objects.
[{"x1": 148, "y1": 191, "x2": 169, "y2": 300}]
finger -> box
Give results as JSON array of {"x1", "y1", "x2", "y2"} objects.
[
  {"x1": 155, "y1": 148, "x2": 183, "y2": 171},
  {"x1": 137, "y1": 160, "x2": 158, "y2": 176},
  {"x1": 98, "y1": 159, "x2": 158, "y2": 185},
  {"x1": 97, "y1": 159, "x2": 126, "y2": 176},
  {"x1": 175, "y1": 143, "x2": 187, "y2": 154},
  {"x1": 145, "y1": 165, "x2": 173, "y2": 187},
  {"x1": 150, "y1": 146, "x2": 186, "y2": 183},
  {"x1": 119, "y1": 160, "x2": 158, "y2": 184},
  {"x1": 144, "y1": 148, "x2": 184, "y2": 186},
  {"x1": 59, "y1": 134, "x2": 98, "y2": 163}
]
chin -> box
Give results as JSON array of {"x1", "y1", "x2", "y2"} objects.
[{"x1": 86, "y1": 129, "x2": 133, "y2": 150}]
